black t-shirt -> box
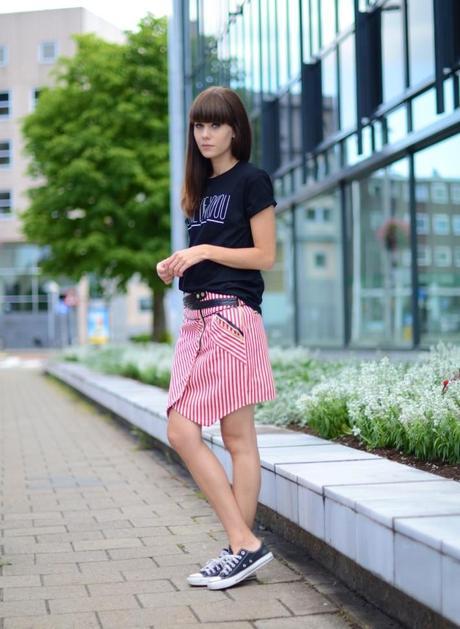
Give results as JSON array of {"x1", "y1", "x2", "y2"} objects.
[{"x1": 179, "y1": 161, "x2": 277, "y2": 313}]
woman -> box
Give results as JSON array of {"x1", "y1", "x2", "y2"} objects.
[{"x1": 156, "y1": 86, "x2": 276, "y2": 590}]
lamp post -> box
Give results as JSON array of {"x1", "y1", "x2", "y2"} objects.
[{"x1": 44, "y1": 280, "x2": 59, "y2": 347}]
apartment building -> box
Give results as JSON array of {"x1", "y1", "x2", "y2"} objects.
[{"x1": 0, "y1": 8, "x2": 153, "y2": 348}]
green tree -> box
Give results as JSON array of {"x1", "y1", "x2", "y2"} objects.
[{"x1": 21, "y1": 15, "x2": 170, "y2": 341}]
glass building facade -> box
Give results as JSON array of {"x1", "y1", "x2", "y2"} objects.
[{"x1": 172, "y1": 0, "x2": 460, "y2": 349}]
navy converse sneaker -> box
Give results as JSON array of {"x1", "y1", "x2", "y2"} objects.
[
  {"x1": 187, "y1": 547, "x2": 232, "y2": 586},
  {"x1": 207, "y1": 542, "x2": 273, "y2": 589}
]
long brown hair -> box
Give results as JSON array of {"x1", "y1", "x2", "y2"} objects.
[{"x1": 181, "y1": 87, "x2": 252, "y2": 218}]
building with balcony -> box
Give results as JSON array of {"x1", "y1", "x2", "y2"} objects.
[{"x1": 0, "y1": 8, "x2": 153, "y2": 348}]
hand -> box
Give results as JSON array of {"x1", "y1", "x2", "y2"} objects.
[
  {"x1": 156, "y1": 260, "x2": 174, "y2": 285},
  {"x1": 163, "y1": 245, "x2": 208, "y2": 278}
]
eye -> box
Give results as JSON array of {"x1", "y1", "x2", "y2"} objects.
[
  {"x1": 194, "y1": 122, "x2": 203, "y2": 128},
  {"x1": 212, "y1": 123, "x2": 220, "y2": 128}
]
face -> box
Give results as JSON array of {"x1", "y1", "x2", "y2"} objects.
[{"x1": 193, "y1": 121, "x2": 234, "y2": 161}]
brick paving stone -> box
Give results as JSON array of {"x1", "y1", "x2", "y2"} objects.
[
  {"x1": 0, "y1": 601, "x2": 47, "y2": 618},
  {"x1": 78, "y1": 557, "x2": 156, "y2": 575},
  {"x1": 191, "y1": 598, "x2": 292, "y2": 622},
  {"x1": 36, "y1": 530, "x2": 104, "y2": 543},
  {"x1": 151, "y1": 552, "x2": 210, "y2": 567},
  {"x1": 72, "y1": 537, "x2": 143, "y2": 551},
  {"x1": 228, "y1": 581, "x2": 338, "y2": 615},
  {"x1": 0, "y1": 576, "x2": 41, "y2": 588},
  {"x1": 2, "y1": 541, "x2": 72, "y2": 554},
  {"x1": 0, "y1": 369, "x2": 402, "y2": 629},
  {"x1": 34, "y1": 550, "x2": 108, "y2": 564},
  {"x1": 107, "y1": 542, "x2": 184, "y2": 559},
  {"x1": 3, "y1": 584, "x2": 87, "y2": 601},
  {"x1": 1, "y1": 563, "x2": 81, "y2": 577},
  {"x1": 0, "y1": 555, "x2": 34, "y2": 567},
  {"x1": 167, "y1": 524, "x2": 225, "y2": 536},
  {"x1": 67, "y1": 519, "x2": 133, "y2": 531},
  {"x1": 138, "y1": 588, "x2": 228, "y2": 608},
  {"x1": 120, "y1": 564, "x2": 203, "y2": 582},
  {"x1": 4, "y1": 612, "x2": 100, "y2": 629},
  {"x1": 98, "y1": 606, "x2": 197, "y2": 628},
  {"x1": 2, "y1": 526, "x2": 67, "y2": 538},
  {"x1": 87, "y1": 578, "x2": 174, "y2": 597},
  {"x1": 43, "y1": 572, "x2": 124, "y2": 586},
  {"x1": 102, "y1": 526, "x2": 170, "y2": 539},
  {"x1": 254, "y1": 617, "x2": 351, "y2": 629},
  {"x1": 49, "y1": 593, "x2": 139, "y2": 614},
  {"x1": 155, "y1": 625, "x2": 252, "y2": 629}
]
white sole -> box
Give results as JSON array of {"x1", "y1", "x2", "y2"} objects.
[
  {"x1": 207, "y1": 552, "x2": 273, "y2": 590},
  {"x1": 187, "y1": 572, "x2": 258, "y2": 587}
]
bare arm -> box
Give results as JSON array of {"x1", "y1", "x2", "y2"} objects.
[{"x1": 158, "y1": 206, "x2": 276, "y2": 282}]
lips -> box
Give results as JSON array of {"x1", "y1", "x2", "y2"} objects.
[{"x1": 201, "y1": 145, "x2": 214, "y2": 148}]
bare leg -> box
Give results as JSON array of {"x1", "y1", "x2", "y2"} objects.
[
  {"x1": 220, "y1": 404, "x2": 260, "y2": 530},
  {"x1": 167, "y1": 408, "x2": 260, "y2": 553}
]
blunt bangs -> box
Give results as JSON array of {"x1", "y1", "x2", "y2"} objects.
[{"x1": 189, "y1": 89, "x2": 235, "y2": 126}]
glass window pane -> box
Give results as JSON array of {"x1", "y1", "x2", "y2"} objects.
[
  {"x1": 288, "y1": 0, "x2": 301, "y2": 79},
  {"x1": 0, "y1": 140, "x2": 11, "y2": 166},
  {"x1": 0, "y1": 189, "x2": 11, "y2": 215},
  {"x1": 295, "y1": 189, "x2": 344, "y2": 345},
  {"x1": 322, "y1": 50, "x2": 339, "y2": 137},
  {"x1": 414, "y1": 134, "x2": 460, "y2": 345},
  {"x1": 202, "y1": 0, "x2": 226, "y2": 35},
  {"x1": 250, "y1": 0, "x2": 261, "y2": 99},
  {"x1": 310, "y1": 0, "x2": 320, "y2": 55},
  {"x1": 242, "y1": 2, "x2": 252, "y2": 107},
  {"x1": 412, "y1": 86, "x2": 453, "y2": 133},
  {"x1": 279, "y1": 92, "x2": 290, "y2": 164},
  {"x1": 386, "y1": 105, "x2": 407, "y2": 143},
  {"x1": 339, "y1": 34, "x2": 356, "y2": 131},
  {"x1": 260, "y1": 2, "x2": 270, "y2": 94},
  {"x1": 407, "y1": 0, "x2": 435, "y2": 86},
  {"x1": 321, "y1": 0, "x2": 336, "y2": 46},
  {"x1": 338, "y1": 0, "x2": 354, "y2": 32},
  {"x1": 349, "y1": 159, "x2": 413, "y2": 347},
  {"x1": 343, "y1": 126, "x2": 371, "y2": 167},
  {"x1": 290, "y1": 82, "x2": 302, "y2": 158},
  {"x1": 381, "y1": 1, "x2": 405, "y2": 102},
  {"x1": 0, "y1": 244, "x2": 42, "y2": 269},
  {"x1": 301, "y1": 0, "x2": 311, "y2": 61},
  {"x1": 267, "y1": 0, "x2": 278, "y2": 93},
  {"x1": 262, "y1": 211, "x2": 295, "y2": 345},
  {"x1": 277, "y1": 0, "x2": 289, "y2": 87},
  {"x1": 0, "y1": 91, "x2": 10, "y2": 117}
]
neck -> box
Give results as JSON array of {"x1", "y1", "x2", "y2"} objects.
[{"x1": 211, "y1": 154, "x2": 238, "y2": 177}]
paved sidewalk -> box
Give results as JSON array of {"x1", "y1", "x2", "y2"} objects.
[{"x1": 0, "y1": 368, "x2": 401, "y2": 629}]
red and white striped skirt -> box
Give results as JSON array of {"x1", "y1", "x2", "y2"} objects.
[{"x1": 166, "y1": 291, "x2": 276, "y2": 426}]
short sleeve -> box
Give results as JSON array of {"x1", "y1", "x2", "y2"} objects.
[{"x1": 245, "y1": 169, "x2": 277, "y2": 219}]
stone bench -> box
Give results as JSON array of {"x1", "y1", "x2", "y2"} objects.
[{"x1": 45, "y1": 360, "x2": 460, "y2": 628}]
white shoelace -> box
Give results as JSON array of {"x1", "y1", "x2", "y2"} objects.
[
  {"x1": 218, "y1": 551, "x2": 243, "y2": 577},
  {"x1": 201, "y1": 548, "x2": 229, "y2": 575}
]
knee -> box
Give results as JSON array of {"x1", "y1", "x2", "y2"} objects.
[
  {"x1": 167, "y1": 421, "x2": 185, "y2": 452},
  {"x1": 167, "y1": 414, "x2": 201, "y2": 454},
  {"x1": 222, "y1": 434, "x2": 255, "y2": 457}
]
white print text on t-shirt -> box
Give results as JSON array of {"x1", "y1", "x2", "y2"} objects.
[{"x1": 188, "y1": 194, "x2": 231, "y2": 229}]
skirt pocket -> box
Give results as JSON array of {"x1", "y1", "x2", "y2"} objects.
[{"x1": 209, "y1": 311, "x2": 247, "y2": 363}]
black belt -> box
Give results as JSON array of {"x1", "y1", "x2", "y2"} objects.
[{"x1": 183, "y1": 292, "x2": 239, "y2": 310}]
